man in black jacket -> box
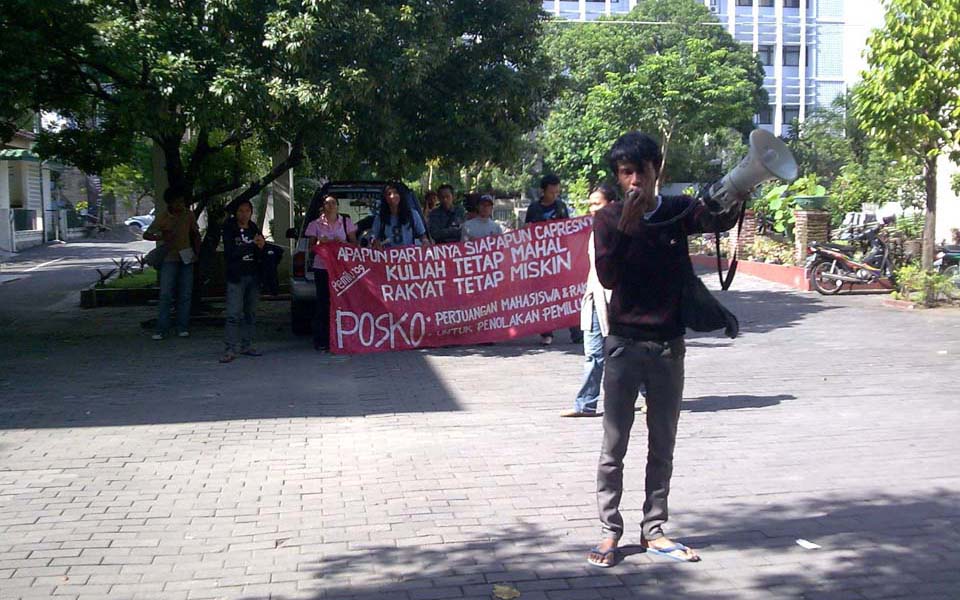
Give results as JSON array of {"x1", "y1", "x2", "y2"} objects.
[
  {"x1": 586, "y1": 132, "x2": 741, "y2": 568},
  {"x1": 428, "y1": 184, "x2": 466, "y2": 244},
  {"x1": 524, "y1": 174, "x2": 581, "y2": 345}
]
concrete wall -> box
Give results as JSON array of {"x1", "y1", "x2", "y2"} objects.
[{"x1": 937, "y1": 153, "x2": 960, "y2": 245}]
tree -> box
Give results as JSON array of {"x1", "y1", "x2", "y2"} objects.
[
  {"x1": 1, "y1": 0, "x2": 553, "y2": 225},
  {"x1": 541, "y1": 0, "x2": 766, "y2": 189},
  {"x1": 100, "y1": 138, "x2": 154, "y2": 216},
  {"x1": 854, "y1": 0, "x2": 960, "y2": 268}
]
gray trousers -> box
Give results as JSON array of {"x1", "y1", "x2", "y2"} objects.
[
  {"x1": 597, "y1": 335, "x2": 685, "y2": 542},
  {"x1": 225, "y1": 275, "x2": 259, "y2": 353}
]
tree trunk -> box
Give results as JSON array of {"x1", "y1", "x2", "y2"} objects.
[
  {"x1": 657, "y1": 126, "x2": 673, "y2": 191},
  {"x1": 922, "y1": 154, "x2": 937, "y2": 270}
]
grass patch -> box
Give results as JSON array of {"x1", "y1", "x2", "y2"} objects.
[{"x1": 103, "y1": 268, "x2": 158, "y2": 289}]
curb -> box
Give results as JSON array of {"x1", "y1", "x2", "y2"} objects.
[{"x1": 882, "y1": 298, "x2": 917, "y2": 311}]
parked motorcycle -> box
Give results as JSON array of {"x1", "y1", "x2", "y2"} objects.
[
  {"x1": 806, "y1": 219, "x2": 895, "y2": 295},
  {"x1": 934, "y1": 243, "x2": 960, "y2": 295}
]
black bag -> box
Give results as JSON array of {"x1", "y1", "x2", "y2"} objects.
[
  {"x1": 144, "y1": 245, "x2": 168, "y2": 269},
  {"x1": 680, "y1": 258, "x2": 739, "y2": 338}
]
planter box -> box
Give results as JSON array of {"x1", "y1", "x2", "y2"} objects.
[
  {"x1": 691, "y1": 254, "x2": 897, "y2": 293},
  {"x1": 81, "y1": 286, "x2": 159, "y2": 308},
  {"x1": 691, "y1": 254, "x2": 812, "y2": 291},
  {"x1": 80, "y1": 284, "x2": 291, "y2": 308},
  {"x1": 793, "y1": 195, "x2": 828, "y2": 210}
]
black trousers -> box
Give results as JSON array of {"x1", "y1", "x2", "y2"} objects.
[
  {"x1": 597, "y1": 335, "x2": 685, "y2": 541},
  {"x1": 312, "y1": 270, "x2": 330, "y2": 349}
]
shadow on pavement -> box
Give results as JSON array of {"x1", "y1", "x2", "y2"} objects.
[
  {"x1": 243, "y1": 491, "x2": 960, "y2": 600},
  {"x1": 0, "y1": 284, "x2": 827, "y2": 430},
  {"x1": 682, "y1": 393, "x2": 794, "y2": 412},
  {"x1": 717, "y1": 288, "x2": 838, "y2": 336}
]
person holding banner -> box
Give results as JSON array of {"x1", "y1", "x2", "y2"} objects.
[
  {"x1": 307, "y1": 194, "x2": 358, "y2": 351},
  {"x1": 462, "y1": 194, "x2": 503, "y2": 241},
  {"x1": 586, "y1": 132, "x2": 741, "y2": 567},
  {"x1": 564, "y1": 184, "x2": 618, "y2": 417},
  {"x1": 428, "y1": 184, "x2": 465, "y2": 244},
  {"x1": 371, "y1": 184, "x2": 431, "y2": 249},
  {"x1": 524, "y1": 174, "x2": 581, "y2": 346}
]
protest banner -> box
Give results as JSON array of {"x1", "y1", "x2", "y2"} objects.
[{"x1": 315, "y1": 216, "x2": 593, "y2": 354}]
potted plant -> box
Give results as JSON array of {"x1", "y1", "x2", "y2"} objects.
[{"x1": 791, "y1": 174, "x2": 828, "y2": 210}]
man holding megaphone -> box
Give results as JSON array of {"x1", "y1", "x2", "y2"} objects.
[{"x1": 586, "y1": 130, "x2": 796, "y2": 567}]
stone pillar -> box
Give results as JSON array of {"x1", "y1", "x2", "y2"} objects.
[
  {"x1": 729, "y1": 209, "x2": 756, "y2": 255},
  {"x1": 0, "y1": 160, "x2": 12, "y2": 252},
  {"x1": 271, "y1": 144, "x2": 294, "y2": 252},
  {"x1": 794, "y1": 209, "x2": 830, "y2": 264}
]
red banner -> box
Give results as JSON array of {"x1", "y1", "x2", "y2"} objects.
[{"x1": 316, "y1": 216, "x2": 593, "y2": 354}]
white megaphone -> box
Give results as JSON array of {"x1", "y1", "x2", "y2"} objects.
[{"x1": 703, "y1": 128, "x2": 799, "y2": 213}]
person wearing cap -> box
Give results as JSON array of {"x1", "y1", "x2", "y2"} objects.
[{"x1": 462, "y1": 194, "x2": 503, "y2": 241}]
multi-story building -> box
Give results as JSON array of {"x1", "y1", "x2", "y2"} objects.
[{"x1": 541, "y1": 0, "x2": 883, "y2": 136}]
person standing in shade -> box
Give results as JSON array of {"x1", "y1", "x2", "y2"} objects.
[
  {"x1": 371, "y1": 184, "x2": 430, "y2": 249},
  {"x1": 586, "y1": 132, "x2": 741, "y2": 568},
  {"x1": 422, "y1": 190, "x2": 439, "y2": 226},
  {"x1": 524, "y1": 174, "x2": 581, "y2": 346},
  {"x1": 144, "y1": 188, "x2": 201, "y2": 340},
  {"x1": 462, "y1": 194, "x2": 503, "y2": 241},
  {"x1": 220, "y1": 199, "x2": 265, "y2": 363},
  {"x1": 563, "y1": 184, "x2": 620, "y2": 417},
  {"x1": 428, "y1": 184, "x2": 465, "y2": 244},
  {"x1": 306, "y1": 194, "x2": 358, "y2": 351}
]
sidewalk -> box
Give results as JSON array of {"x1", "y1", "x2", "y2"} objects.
[{"x1": 0, "y1": 272, "x2": 958, "y2": 599}]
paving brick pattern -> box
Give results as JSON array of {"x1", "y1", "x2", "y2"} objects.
[{"x1": 0, "y1": 273, "x2": 958, "y2": 599}]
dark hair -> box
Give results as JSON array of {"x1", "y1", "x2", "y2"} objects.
[
  {"x1": 540, "y1": 174, "x2": 560, "y2": 190},
  {"x1": 591, "y1": 182, "x2": 619, "y2": 203},
  {"x1": 607, "y1": 131, "x2": 662, "y2": 175},
  {"x1": 232, "y1": 198, "x2": 254, "y2": 214},
  {"x1": 164, "y1": 186, "x2": 186, "y2": 205},
  {"x1": 437, "y1": 184, "x2": 455, "y2": 195},
  {"x1": 463, "y1": 192, "x2": 481, "y2": 214},
  {"x1": 376, "y1": 184, "x2": 411, "y2": 239}
]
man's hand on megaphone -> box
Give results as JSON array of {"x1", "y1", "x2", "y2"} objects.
[{"x1": 618, "y1": 187, "x2": 653, "y2": 236}]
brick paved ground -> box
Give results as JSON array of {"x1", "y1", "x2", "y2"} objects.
[{"x1": 0, "y1": 271, "x2": 958, "y2": 600}]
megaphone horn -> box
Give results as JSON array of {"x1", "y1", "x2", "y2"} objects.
[{"x1": 706, "y1": 129, "x2": 799, "y2": 212}]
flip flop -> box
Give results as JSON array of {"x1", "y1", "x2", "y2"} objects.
[
  {"x1": 642, "y1": 542, "x2": 700, "y2": 563},
  {"x1": 586, "y1": 546, "x2": 620, "y2": 568}
]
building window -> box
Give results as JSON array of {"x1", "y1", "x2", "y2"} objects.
[
  {"x1": 783, "y1": 46, "x2": 801, "y2": 66},
  {"x1": 736, "y1": 0, "x2": 753, "y2": 5},
  {"x1": 783, "y1": 106, "x2": 800, "y2": 126},
  {"x1": 783, "y1": 0, "x2": 810, "y2": 7},
  {"x1": 757, "y1": 106, "x2": 773, "y2": 125},
  {"x1": 758, "y1": 45, "x2": 774, "y2": 66},
  {"x1": 759, "y1": 0, "x2": 774, "y2": 6}
]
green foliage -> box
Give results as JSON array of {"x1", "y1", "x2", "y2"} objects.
[
  {"x1": 753, "y1": 174, "x2": 826, "y2": 237},
  {"x1": 103, "y1": 268, "x2": 157, "y2": 290},
  {"x1": 854, "y1": 0, "x2": 960, "y2": 267},
  {"x1": 540, "y1": 0, "x2": 765, "y2": 187},
  {"x1": 891, "y1": 213, "x2": 924, "y2": 240},
  {"x1": 894, "y1": 264, "x2": 955, "y2": 306},
  {"x1": 2, "y1": 0, "x2": 554, "y2": 210},
  {"x1": 829, "y1": 156, "x2": 924, "y2": 226},
  {"x1": 100, "y1": 138, "x2": 154, "y2": 214},
  {"x1": 784, "y1": 93, "x2": 862, "y2": 186},
  {"x1": 741, "y1": 237, "x2": 798, "y2": 266}
]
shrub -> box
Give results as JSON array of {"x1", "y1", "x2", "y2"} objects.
[{"x1": 894, "y1": 264, "x2": 955, "y2": 306}]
